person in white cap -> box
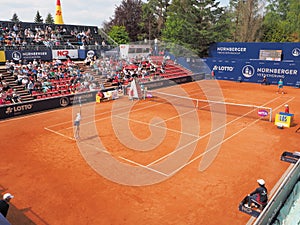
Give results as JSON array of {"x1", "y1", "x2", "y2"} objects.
[
  {"x1": 284, "y1": 104, "x2": 289, "y2": 113},
  {"x1": 244, "y1": 179, "x2": 268, "y2": 209},
  {"x1": 0, "y1": 193, "x2": 14, "y2": 217}
]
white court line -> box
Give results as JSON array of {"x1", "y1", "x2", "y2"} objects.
[
  {"x1": 46, "y1": 96, "x2": 170, "y2": 130},
  {"x1": 50, "y1": 99, "x2": 169, "y2": 133},
  {"x1": 146, "y1": 95, "x2": 283, "y2": 167},
  {"x1": 44, "y1": 88, "x2": 295, "y2": 176},
  {"x1": 168, "y1": 97, "x2": 296, "y2": 176},
  {"x1": 169, "y1": 117, "x2": 262, "y2": 176},
  {"x1": 45, "y1": 116, "x2": 172, "y2": 176},
  {"x1": 45, "y1": 124, "x2": 170, "y2": 176},
  {"x1": 47, "y1": 85, "x2": 220, "y2": 132},
  {"x1": 113, "y1": 113, "x2": 200, "y2": 138},
  {"x1": 44, "y1": 127, "x2": 75, "y2": 141},
  {"x1": 118, "y1": 156, "x2": 169, "y2": 177},
  {"x1": 45, "y1": 82, "x2": 219, "y2": 129},
  {"x1": 272, "y1": 97, "x2": 295, "y2": 111},
  {"x1": 45, "y1": 94, "x2": 290, "y2": 173}
]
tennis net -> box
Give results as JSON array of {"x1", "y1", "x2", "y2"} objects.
[{"x1": 145, "y1": 91, "x2": 273, "y2": 122}]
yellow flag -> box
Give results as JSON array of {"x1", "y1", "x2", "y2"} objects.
[{"x1": 54, "y1": 0, "x2": 64, "y2": 24}]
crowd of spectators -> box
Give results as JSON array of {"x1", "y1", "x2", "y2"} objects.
[
  {"x1": 0, "y1": 75, "x2": 22, "y2": 105},
  {"x1": 85, "y1": 54, "x2": 168, "y2": 89},
  {"x1": 0, "y1": 21, "x2": 101, "y2": 49},
  {"x1": 0, "y1": 52, "x2": 174, "y2": 106},
  {"x1": 0, "y1": 57, "x2": 101, "y2": 105}
]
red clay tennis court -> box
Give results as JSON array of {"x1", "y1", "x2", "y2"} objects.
[{"x1": 1, "y1": 80, "x2": 299, "y2": 225}]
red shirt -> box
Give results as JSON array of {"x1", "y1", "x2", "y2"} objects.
[{"x1": 285, "y1": 107, "x2": 289, "y2": 113}]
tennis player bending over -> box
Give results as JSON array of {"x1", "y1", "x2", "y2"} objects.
[{"x1": 74, "y1": 112, "x2": 81, "y2": 140}]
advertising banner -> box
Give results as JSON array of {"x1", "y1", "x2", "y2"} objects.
[
  {"x1": 78, "y1": 49, "x2": 97, "y2": 60},
  {"x1": 0, "y1": 91, "x2": 97, "y2": 120},
  {"x1": 52, "y1": 49, "x2": 79, "y2": 60},
  {"x1": 144, "y1": 73, "x2": 205, "y2": 90},
  {"x1": 203, "y1": 58, "x2": 299, "y2": 86},
  {"x1": 0, "y1": 51, "x2": 6, "y2": 63},
  {"x1": 5, "y1": 49, "x2": 52, "y2": 61},
  {"x1": 209, "y1": 42, "x2": 300, "y2": 62}
]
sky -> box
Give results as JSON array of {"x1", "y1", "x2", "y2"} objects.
[{"x1": 0, "y1": 0, "x2": 230, "y2": 28}]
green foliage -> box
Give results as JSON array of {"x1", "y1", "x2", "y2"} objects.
[
  {"x1": 45, "y1": 13, "x2": 54, "y2": 24},
  {"x1": 140, "y1": 1, "x2": 159, "y2": 41},
  {"x1": 103, "y1": 0, "x2": 299, "y2": 57},
  {"x1": 142, "y1": 0, "x2": 170, "y2": 40},
  {"x1": 108, "y1": 26, "x2": 130, "y2": 45},
  {"x1": 161, "y1": 0, "x2": 229, "y2": 57},
  {"x1": 261, "y1": 0, "x2": 299, "y2": 42},
  {"x1": 10, "y1": 13, "x2": 20, "y2": 23},
  {"x1": 228, "y1": 0, "x2": 265, "y2": 42},
  {"x1": 34, "y1": 10, "x2": 43, "y2": 23},
  {"x1": 103, "y1": 0, "x2": 143, "y2": 42}
]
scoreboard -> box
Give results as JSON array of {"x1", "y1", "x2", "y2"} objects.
[{"x1": 259, "y1": 49, "x2": 282, "y2": 61}]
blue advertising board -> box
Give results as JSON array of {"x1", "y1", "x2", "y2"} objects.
[
  {"x1": 209, "y1": 42, "x2": 300, "y2": 62},
  {"x1": 203, "y1": 58, "x2": 300, "y2": 86},
  {"x1": 5, "y1": 49, "x2": 52, "y2": 61},
  {"x1": 78, "y1": 49, "x2": 98, "y2": 60}
]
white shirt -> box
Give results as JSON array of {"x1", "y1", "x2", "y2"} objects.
[{"x1": 75, "y1": 114, "x2": 81, "y2": 122}]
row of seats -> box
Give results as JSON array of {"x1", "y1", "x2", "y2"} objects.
[{"x1": 35, "y1": 90, "x2": 71, "y2": 99}]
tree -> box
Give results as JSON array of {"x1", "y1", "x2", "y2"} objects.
[
  {"x1": 261, "y1": 0, "x2": 299, "y2": 42},
  {"x1": 162, "y1": 0, "x2": 229, "y2": 57},
  {"x1": 228, "y1": 0, "x2": 266, "y2": 42},
  {"x1": 108, "y1": 26, "x2": 130, "y2": 45},
  {"x1": 286, "y1": 0, "x2": 300, "y2": 41},
  {"x1": 141, "y1": 0, "x2": 170, "y2": 40},
  {"x1": 140, "y1": 2, "x2": 158, "y2": 41},
  {"x1": 10, "y1": 13, "x2": 20, "y2": 22},
  {"x1": 103, "y1": 0, "x2": 144, "y2": 42},
  {"x1": 34, "y1": 11, "x2": 43, "y2": 23},
  {"x1": 45, "y1": 13, "x2": 54, "y2": 24}
]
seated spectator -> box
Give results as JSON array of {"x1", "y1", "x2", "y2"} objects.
[
  {"x1": 5, "y1": 89, "x2": 13, "y2": 103},
  {"x1": 11, "y1": 89, "x2": 21, "y2": 103},
  {"x1": 2, "y1": 80, "x2": 10, "y2": 92},
  {"x1": 27, "y1": 80, "x2": 34, "y2": 95},
  {"x1": 0, "y1": 93, "x2": 5, "y2": 105},
  {"x1": 33, "y1": 79, "x2": 42, "y2": 92},
  {"x1": 84, "y1": 56, "x2": 92, "y2": 66},
  {"x1": 5, "y1": 60, "x2": 11, "y2": 71}
]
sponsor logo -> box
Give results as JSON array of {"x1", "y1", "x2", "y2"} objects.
[
  {"x1": 257, "y1": 67, "x2": 297, "y2": 75},
  {"x1": 87, "y1": 50, "x2": 95, "y2": 58},
  {"x1": 213, "y1": 65, "x2": 234, "y2": 72},
  {"x1": 217, "y1": 47, "x2": 247, "y2": 52},
  {"x1": 12, "y1": 51, "x2": 22, "y2": 61},
  {"x1": 258, "y1": 109, "x2": 268, "y2": 117},
  {"x1": 70, "y1": 93, "x2": 94, "y2": 105},
  {"x1": 292, "y1": 48, "x2": 300, "y2": 57},
  {"x1": 5, "y1": 107, "x2": 13, "y2": 114},
  {"x1": 5, "y1": 104, "x2": 33, "y2": 115},
  {"x1": 22, "y1": 52, "x2": 47, "y2": 56},
  {"x1": 60, "y1": 97, "x2": 70, "y2": 107},
  {"x1": 57, "y1": 50, "x2": 69, "y2": 57},
  {"x1": 242, "y1": 65, "x2": 255, "y2": 78}
]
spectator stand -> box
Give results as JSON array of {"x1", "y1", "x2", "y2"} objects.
[{"x1": 0, "y1": 20, "x2": 108, "y2": 51}]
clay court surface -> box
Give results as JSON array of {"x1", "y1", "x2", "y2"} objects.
[{"x1": 1, "y1": 80, "x2": 299, "y2": 225}]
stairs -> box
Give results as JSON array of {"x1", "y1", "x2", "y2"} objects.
[{"x1": 0, "y1": 69, "x2": 34, "y2": 102}]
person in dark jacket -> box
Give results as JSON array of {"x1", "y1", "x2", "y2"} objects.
[
  {"x1": 0, "y1": 193, "x2": 14, "y2": 217},
  {"x1": 244, "y1": 179, "x2": 268, "y2": 208}
]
